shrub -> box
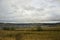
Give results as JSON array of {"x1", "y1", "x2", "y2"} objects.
[
  {"x1": 2, "y1": 27, "x2": 15, "y2": 30},
  {"x1": 37, "y1": 27, "x2": 42, "y2": 31}
]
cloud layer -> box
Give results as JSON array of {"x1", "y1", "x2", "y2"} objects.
[{"x1": 0, "y1": 0, "x2": 60, "y2": 23}]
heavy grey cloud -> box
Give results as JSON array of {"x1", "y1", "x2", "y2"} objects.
[{"x1": 0, "y1": 0, "x2": 60, "y2": 23}]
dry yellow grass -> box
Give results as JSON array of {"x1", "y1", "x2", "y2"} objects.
[
  {"x1": 0, "y1": 23, "x2": 60, "y2": 40},
  {"x1": 0, "y1": 24, "x2": 60, "y2": 40},
  {"x1": 0, "y1": 30, "x2": 60, "y2": 40}
]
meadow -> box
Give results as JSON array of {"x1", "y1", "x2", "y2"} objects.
[
  {"x1": 0, "y1": 23, "x2": 60, "y2": 40},
  {"x1": 0, "y1": 30, "x2": 60, "y2": 40}
]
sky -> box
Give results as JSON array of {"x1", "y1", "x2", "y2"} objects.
[{"x1": 0, "y1": 0, "x2": 60, "y2": 23}]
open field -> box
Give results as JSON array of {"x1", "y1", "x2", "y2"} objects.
[
  {"x1": 0, "y1": 23, "x2": 60, "y2": 40},
  {"x1": 0, "y1": 30, "x2": 60, "y2": 40}
]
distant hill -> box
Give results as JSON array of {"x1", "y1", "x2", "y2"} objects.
[
  {"x1": 0, "y1": 23, "x2": 60, "y2": 27},
  {"x1": 0, "y1": 23, "x2": 60, "y2": 30}
]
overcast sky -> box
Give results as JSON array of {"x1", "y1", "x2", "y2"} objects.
[{"x1": 0, "y1": 0, "x2": 60, "y2": 23}]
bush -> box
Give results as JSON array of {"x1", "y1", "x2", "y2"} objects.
[
  {"x1": 2, "y1": 27, "x2": 15, "y2": 30},
  {"x1": 37, "y1": 27, "x2": 42, "y2": 31}
]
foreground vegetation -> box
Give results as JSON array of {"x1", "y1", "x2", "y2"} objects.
[
  {"x1": 0, "y1": 27, "x2": 60, "y2": 40},
  {"x1": 0, "y1": 23, "x2": 60, "y2": 40}
]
